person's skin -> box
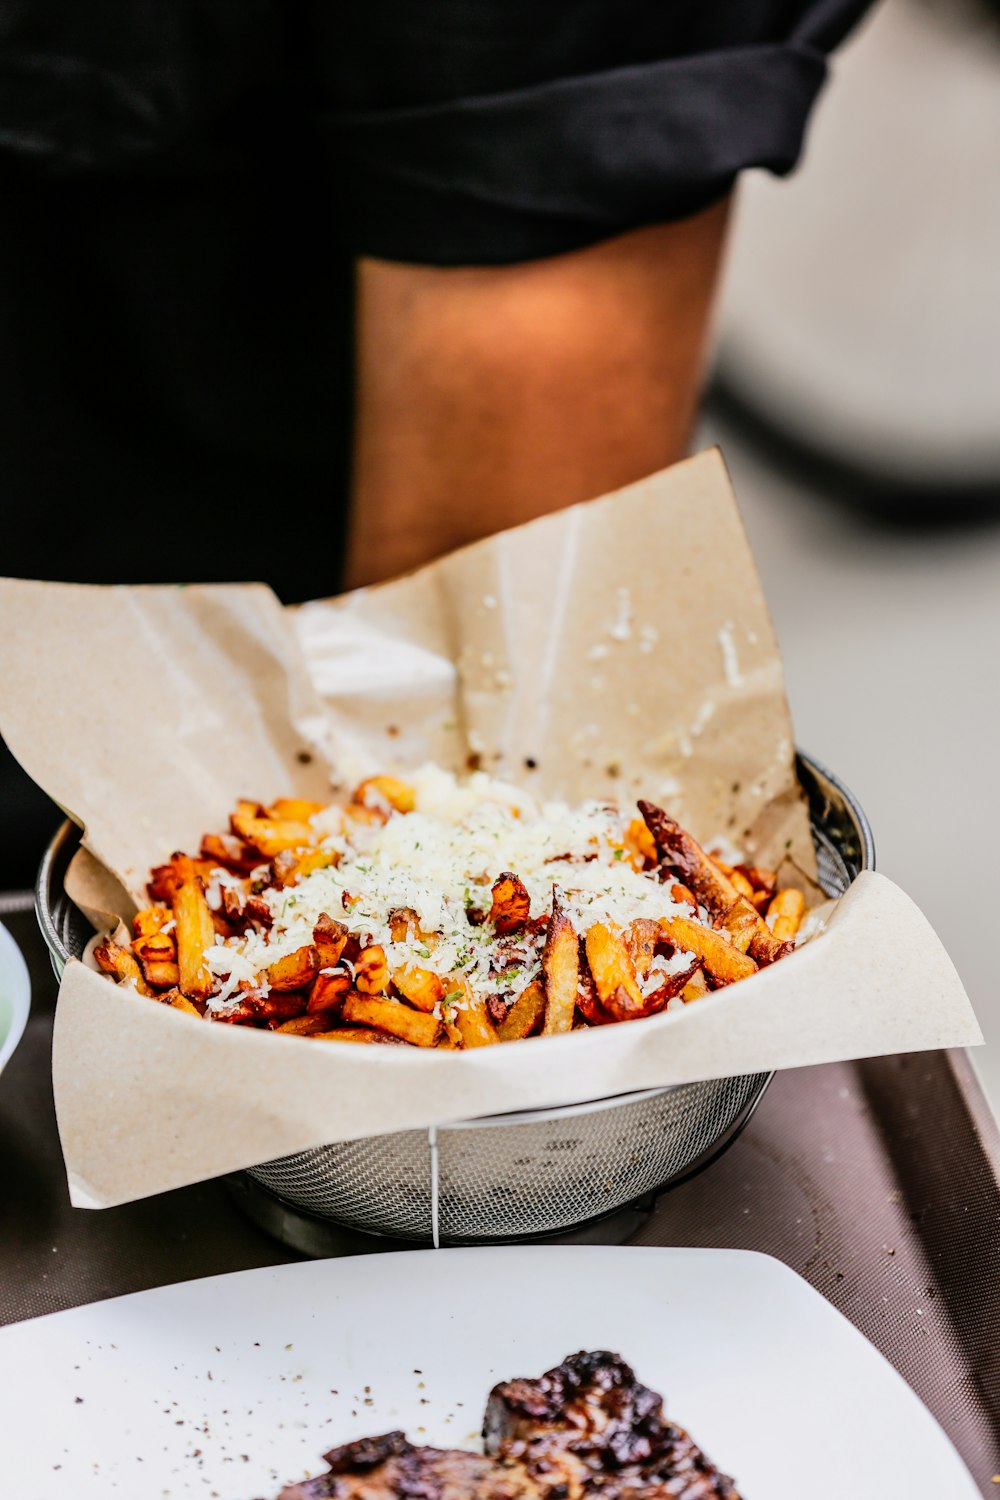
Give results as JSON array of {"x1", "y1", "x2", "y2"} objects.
[{"x1": 346, "y1": 195, "x2": 732, "y2": 589}]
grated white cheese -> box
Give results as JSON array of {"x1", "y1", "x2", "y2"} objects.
[{"x1": 206, "y1": 767, "x2": 693, "y2": 1006}]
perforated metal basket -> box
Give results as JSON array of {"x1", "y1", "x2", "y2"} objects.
[{"x1": 36, "y1": 751, "x2": 872, "y2": 1248}]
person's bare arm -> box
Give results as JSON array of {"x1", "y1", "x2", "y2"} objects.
[{"x1": 346, "y1": 196, "x2": 731, "y2": 588}]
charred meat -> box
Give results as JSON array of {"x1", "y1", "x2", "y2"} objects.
[
  {"x1": 484, "y1": 1350, "x2": 742, "y2": 1499},
  {"x1": 274, "y1": 1353, "x2": 742, "y2": 1500}
]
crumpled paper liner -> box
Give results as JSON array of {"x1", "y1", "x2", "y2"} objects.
[{"x1": 0, "y1": 450, "x2": 981, "y2": 1208}]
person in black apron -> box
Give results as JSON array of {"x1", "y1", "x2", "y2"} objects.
[{"x1": 0, "y1": 0, "x2": 872, "y2": 882}]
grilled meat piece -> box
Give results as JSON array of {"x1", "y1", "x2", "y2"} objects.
[
  {"x1": 484, "y1": 1350, "x2": 742, "y2": 1500},
  {"x1": 274, "y1": 1353, "x2": 742, "y2": 1500},
  {"x1": 275, "y1": 1430, "x2": 544, "y2": 1500}
]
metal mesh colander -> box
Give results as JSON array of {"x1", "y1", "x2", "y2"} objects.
[{"x1": 36, "y1": 751, "x2": 873, "y2": 1247}]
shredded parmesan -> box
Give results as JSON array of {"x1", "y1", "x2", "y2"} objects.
[{"x1": 204, "y1": 767, "x2": 694, "y2": 1006}]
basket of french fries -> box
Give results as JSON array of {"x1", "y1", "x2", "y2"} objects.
[
  {"x1": 36, "y1": 750, "x2": 871, "y2": 1245},
  {"x1": 4, "y1": 451, "x2": 979, "y2": 1246}
]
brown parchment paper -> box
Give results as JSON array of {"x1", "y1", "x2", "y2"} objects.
[{"x1": 0, "y1": 450, "x2": 982, "y2": 1208}]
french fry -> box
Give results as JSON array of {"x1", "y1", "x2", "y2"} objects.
[
  {"x1": 623, "y1": 817, "x2": 657, "y2": 870},
  {"x1": 388, "y1": 906, "x2": 420, "y2": 941},
  {"x1": 231, "y1": 809, "x2": 316, "y2": 858},
  {"x1": 267, "y1": 797, "x2": 325, "y2": 822},
  {"x1": 271, "y1": 846, "x2": 336, "y2": 888},
  {"x1": 167, "y1": 992, "x2": 203, "y2": 1018},
  {"x1": 741, "y1": 866, "x2": 778, "y2": 901},
  {"x1": 720, "y1": 864, "x2": 755, "y2": 901},
  {"x1": 249, "y1": 991, "x2": 308, "y2": 1022},
  {"x1": 768, "y1": 887, "x2": 805, "y2": 943},
  {"x1": 453, "y1": 997, "x2": 499, "y2": 1048},
  {"x1": 489, "y1": 872, "x2": 531, "y2": 934},
  {"x1": 638, "y1": 801, "x2": 739, "y2": 917},
  {"x1": 311, "y1": 1026, "x2": 406, "y2": 1045},
  {"x1": 392, "y1": 965, "x2": 444, "y2": 1013},
  {"x1": 659, "y1": 916, "x2": 758, "y2": 986},
  {"x1": 133, "y1": 930, "x2": 176, "y2": 966},
  {"x1": 307, "y1": 969, "x2": 351, "y2": 1014},
  {"x1": 353, "y1": 776, "x2": 416, "y2": 814},
  {"x1": 313, "y1": 912, "x2": 349, "y2": 967},
  {"x1": 624, "y1": 918, "x2": 659, "y2": 980},
  {"x1": 681, "y1": 967, "x2": 710, "y2": 1002},
  {"x1": 670, "y1": 882, "x2": 697, "y2": 909},
  {"x1": 199, "y1": 831, "x2": 260, "y2": 875},
  {"x1": 585, "y1": 922, "x2": 645, "y2": 1015},
  {"x1": 575, "y1": 942, "x2": 610, "y2": 1026},
  {"x1": 172, "y1": 860, "x2": 217, "y2": 1000},
  {"x1": 342, "y1": 993, "x2": 441, "y2": 1046},
  {"x1": 602, "y1": 959, "x2": 697, "y2": 1022},
  {"x1": 541, "y1": 893, "x2": 579, "y2": 1036},
  {"x1": 132, "y1": 905, "x2": 172, "y2": 940},
  {"x1": 718, "y1": 901, "x2": 758, "y2": 955},
  {"x1": 497, "y1": 980, "x2": 546, "y2": 1041},
  {"x1": 265, "y1": 944, "x2": 319, "y2": 992},
  {"x1": 742, "y1": 901, "x2": 794, "y2": 966},
  {"x1": 94, "y1": 939, "x2": 153, "y2": 997},
  {"x1": 355, "y1": 943, "x2": 390, "y2": 994},
  {"x1": 276, "y1": 1013, "x2": 338, "y2": 1036},
  {"x1": 143, "y1": 960, "x2": 181, "y2": 990}
]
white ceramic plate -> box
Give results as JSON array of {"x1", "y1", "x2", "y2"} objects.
[
  {"x1": 0, "y1": 1246, "x2": 977, "y2": 1500},
  {"x1": 0, "y1": 918, "x2": 30, "y2": 1077}
]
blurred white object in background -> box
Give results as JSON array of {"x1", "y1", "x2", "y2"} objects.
[
  {"x1": 0, "y1": 921, "x2": 30, "y2": 1080},
  {"x1": 716, "y1": 0, "x2": 1000, "y2": 489}
]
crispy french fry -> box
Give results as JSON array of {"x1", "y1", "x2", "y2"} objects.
[
  {"x1": 489, "y1": 872, "x2": 531, "y2": 934},
  {"x1": 353, "y1": 775, "x2": 416, "y2": 814},
  {"x1": 265, "y1": 944, "x2": 319, "y2": 992},
  {"x1": 446, "y1": 978, "x2": 498, "y2": 1047},
  {"x1": 199, "y1": 831, "x2": 260, "y2": 875},
  {"x1": 144, "y1": 961, "x2": 181, "y2": 989},
  {"x1": 172, "y1": 861, "x2": 217, "y2": 1000},
  {"x1": 723, "y1": 865, "x2": 755, "y2": 900},
  {"x1": 454, "y1": 1000, "x2": 499, "y2": 1048},
  {"x1": 311, "y1": 1026, "x2": 406, "y2": 1045},
  {"x1": 276, "y1": 1013, "x2": 338, "y2": 1036},
  {"x1": 670, "y1": 882, "x2": 697, "y2": 909},
  {"x1": 741, "y1": 866, "x2": 777, "y2": 901},
  {"x1": 267, "y1": 797, "x2": 325, "y2": 822},
  {"x1": 681, "y1": 968, "x2": 710, "y2": 1002},
  {"x1": 575, "y1": 941, "x2": 609, "y2": 1026},
  {"x1": 392, "y1": 965, "x2": 445, "y2": 1013},
  {"x1": 585, "y1": 922, "x2": 644, "y2": 1015},
  {"x1": 355, "y1": 943, "x2": 390, "y2": 994},
  {"x1": 132, "y1": 905, "x2": 172, "y2": 940},
  {"x1": 167, "y1": 992, "x2": 203, "y2": 1018},
  {"x1": 307, "y1": 969, "x2": 351, "y2": 1014},
  {"x1": 342, "y1": 993, "x2": 441, "y2": 1046},
  {"x1": 388, "y1": 906, "x2": 420, "y2": 941},
  {"x1": 541, "y1": 894, "x2": 579, "y2": 1035},
  {"x1": 641, "y1": 805, "x2": 789, "y2": 967},
  {"x1": 624, "y1": 919, "x2": 659, "y2": 980},
  {"x1": 312, "y1": 912, "x2": 348, "y2": 968},
  {"x1": 250, "y1": 991, "x2": 308, "y2": 1021},
  {"x1": 497, "y1": 980, "x2": 546, "y2": 1041},
  {"x1": 133, "y1": 930, "x2": 176, "y2": 964},
  {"x1": 94, "y1": 939, "x2": 153, "y2": 997},
  {"x1": 231, "y1": 810, "x2": 316, "y2": 858},
  {"x1": 638, "y1": 801, "x2": 739, "y2": 917},
  {"x1": 271, "y1": 846, "x2": 336, "y2": 888},
  {"x1": 768, "y1": 887, "x2": 805, "y2": 943},
  {"x1": 718, "y1": 901, "x2": 759, "y2": 955},
  {"x1": 659, "y1": 916, "x2": 758, "y2": 986},
  {"x1": 623, "y1": 817, "x2": 657, "y2": 870},
  {"x1": 603, "y1": 958, "x2": 697, "y2": 1022}
]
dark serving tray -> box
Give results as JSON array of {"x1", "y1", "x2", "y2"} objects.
[{"x1": 1, "y1": 900, "x2": 998, "y2": 1493}]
